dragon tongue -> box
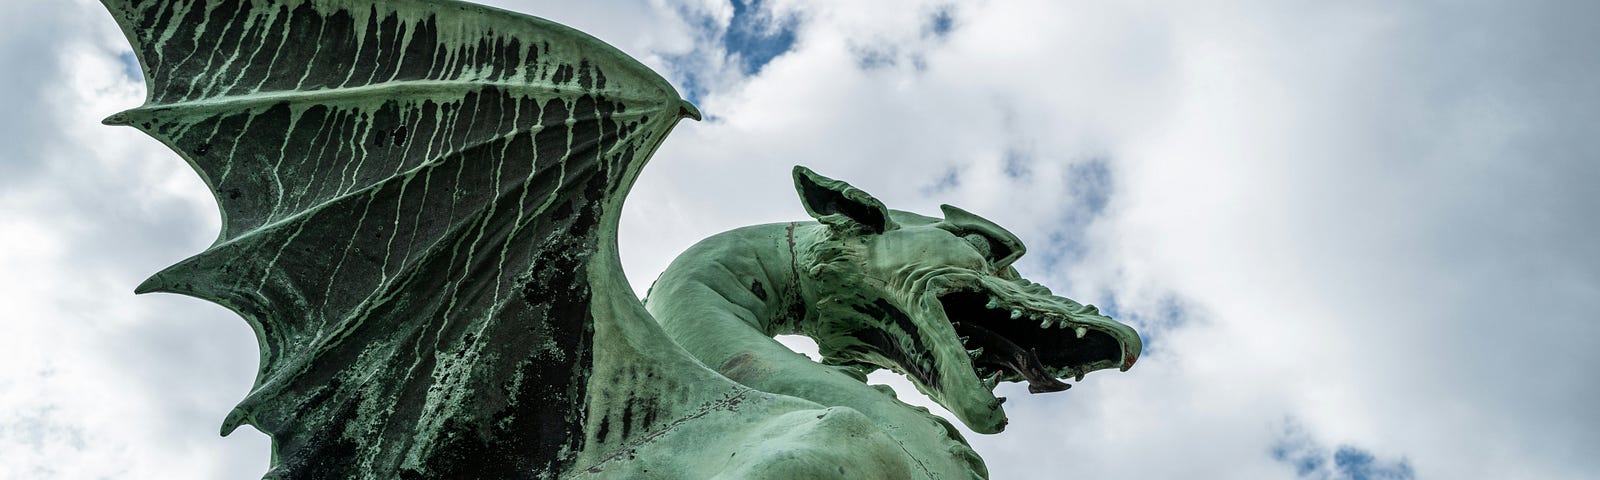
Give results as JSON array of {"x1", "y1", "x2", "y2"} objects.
[
  {"x1": 1015, "y1": 348, "x2": 1071, "y2": 394},
  {"x1": 958, "y1": 321, "x2": 1071, "y2": 394}
]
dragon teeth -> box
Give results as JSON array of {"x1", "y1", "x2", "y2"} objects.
[
  {"x1": 967, "y1": 347, "x2": 984, "y2": 359},
  {"x1": 1075, "y1": 372, "x2": 1086, "y2": 382},
  {"x1": 1040, "y1": 319, "x2": 1052, "y2": 329},
  {"x1": 1010, "y1": 309, "x2": 1023, "y2": 319},
  {"x1": 1075, "y1": 326, "x2": 1088, "y2": 338},
  {"x1": 986, "y1": 297, "x2": 1001, "y2": 309},
  {"x1": 983, "y1": 372, "x2": 1001, "y2": 390}
]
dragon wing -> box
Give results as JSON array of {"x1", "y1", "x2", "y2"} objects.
[{"x1": 102, "y1": 0, "x2": 699, "y2": 476}]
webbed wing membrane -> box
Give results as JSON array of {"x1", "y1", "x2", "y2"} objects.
[{"x1": 101, "y1": 0, "x2": 697, "y2": 476}]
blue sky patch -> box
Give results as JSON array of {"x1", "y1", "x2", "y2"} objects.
[
  {"x1": 1066, "y1": 158, "x2": 1112, "y2": 214},
  {"x1": 118, "y1": 51, "x2": 141, "y2": 81},
  {"x1": 921, "y1": 165, "x2": 962, "y2": 195},
  {"x1": 853, "y1": 46, "x2": 899, "y2": 70},
  {"x1": 1272, "y1": 420, "x2": 1415, "y2": 480},
  {"x1": 1092, "y1": 292, "x2": 1185, "y2": 355},
  {"x1": 926, "y1": 7, "x2": 955, "y2": 38},
  {"x1": 724, "y1": 0, "x2": 798, "y2": 76},
  {"x1": 1333, "y1": 446, "x2": 1416, "y2": 480},
  {"x1": 664, "y1": 1, "x2": 801, "y2": 104},
  {"x1": 1034, "y1": 157, "x2": 1113, "y2": 272},
  {"x1": 1002, "y1": 149, "x2": 1031, "y2": 179}
]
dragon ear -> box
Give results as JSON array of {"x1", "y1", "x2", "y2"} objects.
[{"x1": 793, "y1": 165, "x2": 896, "y2": 234}]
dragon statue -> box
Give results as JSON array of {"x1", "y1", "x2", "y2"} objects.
[{"x1": 100, "y1": 0, "x2": 1141, "y2": 478}]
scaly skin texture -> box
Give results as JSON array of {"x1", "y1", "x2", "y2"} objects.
[
  {"x1": 103, "y1": 0, "x2": 1137, "y2": 477},
  {"x1": 647, "y1": 167, "x2": 1143, "y2": 479}
]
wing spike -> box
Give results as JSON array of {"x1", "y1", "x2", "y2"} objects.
[
  {"x1": 220, "y1": 407, "x2": 249, "y2": 436},
  {"x1": 102, "y1": 111, "x2": 132, "y2": 126},
  {"x1": 679, "y1": 99, "x2": 703, "y2": 121},
  {"x1": 133, "y1": 269, "x2": 177, "y2": 296}
]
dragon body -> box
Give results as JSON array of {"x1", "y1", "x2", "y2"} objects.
[{"x1": 100, "y1": 0, "x2": 1140, "y2": 478}]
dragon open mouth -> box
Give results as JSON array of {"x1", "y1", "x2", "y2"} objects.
[{"x1": 937, "y1": 289, "x2": 1137, "y2": 395}]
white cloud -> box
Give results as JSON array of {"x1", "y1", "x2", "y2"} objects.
[
  {"x1": 629, "y1": 1, "x2": 1600, "y2": 478},
  {"x1": 3, "y1": 0, "x2": 1595, "y2": 478}
]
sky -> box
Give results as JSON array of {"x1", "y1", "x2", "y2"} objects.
[{"x1": 2, "y1": 0, "x2": 1597, "y2": 478}]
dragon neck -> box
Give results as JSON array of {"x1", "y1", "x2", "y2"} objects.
[
  {"x1": 646, "y1": 222, "x2": 812, "y2": 343},
  {"x1": 646, "y1": 222, "x2": 987, "y2": 480}
]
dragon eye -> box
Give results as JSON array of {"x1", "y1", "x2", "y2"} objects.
[{"x1": 963, "y1": 233, "x2": 993, "y2": 260}]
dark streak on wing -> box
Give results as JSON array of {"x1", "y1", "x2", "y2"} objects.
[{"x1": 100, "y1": 0, "x2": 688, "y2": 477}]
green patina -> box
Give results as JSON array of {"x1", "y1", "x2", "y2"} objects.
[
  {"x1": 101, "y1": 0, "x2": 1140, "y2": 478},
  {"x1": 647, "y1": 167, "x2": 1142, "y2": 478}
]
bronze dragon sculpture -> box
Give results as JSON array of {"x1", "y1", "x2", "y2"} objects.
[{"x1": 100, "y1": 0, "x2": 1140, "y2": 477}]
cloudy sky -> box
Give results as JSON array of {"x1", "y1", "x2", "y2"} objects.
[{"x1": 3, "y1": 0, "x2": 1597, "y2": 478}]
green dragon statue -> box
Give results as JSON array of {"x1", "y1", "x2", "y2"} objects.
[{"x1": 99, "y1": 0, "x2": 1141, "y2": 478}]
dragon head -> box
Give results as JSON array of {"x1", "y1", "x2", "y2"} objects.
[{"x1": 790, "y1": 166, "x2": 1141, "y2": 434}]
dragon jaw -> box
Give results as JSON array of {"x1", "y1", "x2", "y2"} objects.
[{"x1": 812, "y1": 268, "x2": 1141, "y2": 434}]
